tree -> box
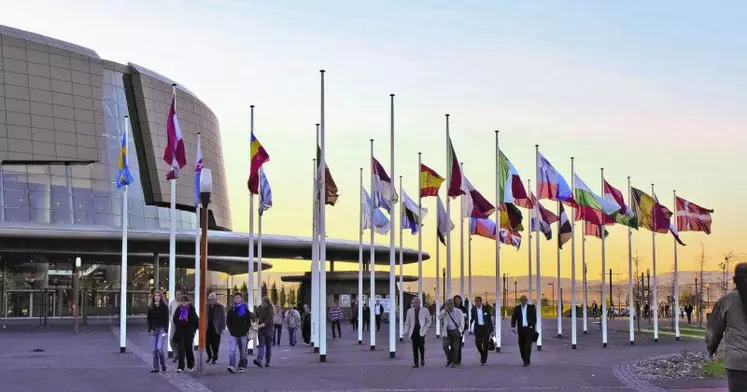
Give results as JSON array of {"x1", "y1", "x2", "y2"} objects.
[
  {"x1": 279, "y1": 286, "x2": 287, "y2": 307},
  {"x1": 719, "y1": 251, "x2": 738, "y2": 296},
  {"x1": 288, "y1": 287, "x2": 296, "y2": 306},
  {"x1": 270, "y1": 282, "x2": 278, "y2": 305},
  {"x1": 240, "y1": 282, "x2": 248, "y2": 297},
  {"x1": 232, "y1": 285, "x2": 239, "y2": 294},
  {"x1": 262, "y1": 282, "x2": 269, "y2": 298}
]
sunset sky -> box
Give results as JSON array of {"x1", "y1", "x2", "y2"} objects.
[{"x1": 4, "y1": 1, "x2": 745, "y2": 282}]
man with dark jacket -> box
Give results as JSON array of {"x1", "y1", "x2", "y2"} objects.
[
  {"x1": 511, "y1": 295, "x2": 537, "y2": 367},
  {"x1": 226, "y1": 292, "x2": 252, "y2": 373},
  {"x1": 205, "y1": 293, "x2": 226, "y2": 365},
  {"x1": 362, "y1": 303, "x2": 371, "y2": 332},
  {"x1": 470, "y1": 296, "x2": 494, "y2": 366}
]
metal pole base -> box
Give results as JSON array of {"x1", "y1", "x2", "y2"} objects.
[
  {"x1": 583, "y1": 331, "x2": 588, "y2": 334},
  {"x1": 389, "y1": 352, "x2": 395, "y2": 359},
  {"x1": 675, "y1": 337, "x2": 680, "y2": 341},
  {"x1": 399, "y1": 338, "x2": 403, "y2": 342},
  {"x1": 603, "y1": 343, "x2": 607, "y2": 348},
  {"x1": 119, "y1": 347, "x2": 125, "y2": 353},
  {"x1": 557, "y1": 334, "x2": 562, "y2": 338},
  {"x1": 319, "y1": 354, "x2": 326, "y2": 362},
  {"x1": 654, "y1": 338, "x2": 658, "y2": 343},
  {"x1": 572, "y1": 344, "x2": 577, "y2": 349},
  {"x1": 630, "y1": 341, "x2": 634, "y2": 346},
  {"x1": 537, "y1": 345, "x2": 542, "y2": 351},
  {"x1": 313, "y1": 347, "x2": 319, "y2": 353},
  {"x1": 358, "y1": 340, "x2": 362, "y2": 345},
  {"x1": 495, "y1": 347, "x2": 500, "y2": 353},
  {"x1": 370, "y1": 345, "x2": 375, "y2": 351}
]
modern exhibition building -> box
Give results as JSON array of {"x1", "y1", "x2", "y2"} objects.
[{"x1": 0, "y1": 25, "x2": 425, "y2": 320}]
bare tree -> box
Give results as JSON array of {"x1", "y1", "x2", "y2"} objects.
[{"x1": 696, "y1": 243, "x2": 710, "y2": 328}]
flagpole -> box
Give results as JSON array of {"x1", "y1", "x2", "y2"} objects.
[
  {"x1": 193, "y1": 133, "x2": 202, "y2": 352},
  {"x1": 167, "y1": 84, "x2": 177, "y2": 357},
  {"x1": 258, "y1": 199, "x2": 264, "y2": 306},
  {"x1": 398, "y1": 175, "x2": 404, "y2": 342},
  {"x1": 119, "y1": 115, "x2": 129, "y2": 353},
  {"x1": 388, "y1": 93, "x2": 396, "y2": 359},
  {"x1": 534, "y1": 145, "x2": 542, "y2": 351},
  {"x1": 556, "y1": 202, "x2": 562, "y2": 339},
  {"x1": 319, "y1": 70, "x2": 328, "y2": 362},
  {"x1": 570, "y1": 157, "x2": 577, "y2": 349},
  {"x1": 651, "y1": 183, "x2": 659, "y2": 343},
  {"x1": 358, "y1": 167, "x2": 364, "y2": 345},
  {"x1": 601, "y1": 168, "x2": 608, "y2": 348},
  {"x1": 582, "y1": 238, "x2": 588, "y2": 336},
  {"x1": 312, "y1": 124, "x2": 320, "y2": 352},
  {"x1": 445, "y1": 114, "x2": 452, "y2": 300},
  {"x1": 494, "y1": 130, "x2": 502, "y2": 352},
  {"x1": 468, "y1": 230, "x2": 472, "y2": 333},
  {"x1": 369, "y1": 138, "x2": 376, "y2": 351},
  {"x1": 673, "y1": 189, "x2": 680, "y2": 341},
  {"x1": 460, "y1": 162, "x2": 465, "y2": 305},
  {"x1": 528, "y1": 179, "x2": 533, "y2": 307},
  {"x1": 417, "y1": 152, "x2": 423, "y2": 304},
  {"x1": 628, "y1": 176, "x2": 635, "y2": 345},
  {"x1": 435, "y1": 226, "x2": 441, "y2": 338},
  {"x1": 247, "y1": 105, "x2": 256, "y2": 356}
]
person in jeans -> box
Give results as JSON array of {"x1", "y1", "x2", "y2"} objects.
[
  {"x1": 404, "y1": 297, "x2": 432, "y2": 368},
  {"x1": 285, "y1": 305, "x2": 301, "y2": 346},
  {"x1": 147, "y1": 290, "x2": 169, "y2": 373},
  {"x1": 254, "y1": 296, "x2": 275, "y2": 368},
  {"x1": 226, "y1": 292, "x2": 252, "y2": 373},
  {"x1": 329, "y1": 301, "x2": 344, "y2": 339},
  {"x1": 273, "y1": 305, "x2": 284, "y2": 346},
  {"x1": 205, "y1": 293, "x2": 226, "y2": 365},
  {"x1": 172, "y1": 295, "x2": 199, "y2": 373},
  {"x1": 707, "y1": 263, "x2": 747, "y2": 391},
  {"x1": 439, "y1": 299, "x2": 464, "y2": 368}
]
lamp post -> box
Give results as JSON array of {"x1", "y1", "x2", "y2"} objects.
[
  {"x1": 74, "y1": 257, "x2": 81, "y2": 335},
  {"x1": 197, "y1": 169, "x2": 212, "y2": 375}
]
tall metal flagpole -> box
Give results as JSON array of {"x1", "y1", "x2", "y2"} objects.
[
  {"x1": 570, "y1": 157, "x2": 578, "y2": 349},
  {"x1": 417, "y1": 152, "x2": 423, "y2": 303},
  {"x1": 494, "y1": 130, "x2": 502, "y2": 352},
  {"x1": 460, "y1": 162, "x2": 465, "y2": 304},
  {"x1": 651, "y1": 183, "x2": 659, "y2": 343},
  {"x1": 468, "y1": 230, "x2": 473, "y2": 333},
  {"x1": 248, "y1": 105, "x2": 256, "y2": 313},
  {"x1": 534, "y1": 145, "x2": 542, "y2": 351},
  {"x1": 557, "y1": 200, "x2": 563, "y2": 338},
  {"x1": 398, "y1": 175, "x2": 404, "y2": 342},
  {"x1": 435, "y1": 229, "x2": 441, "y2": 338},
  {"x1": 528, "y1": 179, "x2": 533, "y2": 306},
  {"x1": 628, "y1": 177, "x2": 635, "y2": 345},
  {"x1": 319, "y1": 70, "x2": 328, "y2": 362},
  {"x1": 258, "y1": 197, "x2": 264, "y2": 304},
  {"x1": 193, "y1": 134, "x2": 202, "y2": 351},
  {"x1": 388, "y1": 93, "x2": 396, "y2": 359},
  {"x1": 119, "y1": 115, "x2": 130, "y2": 353},
  {"x1": 601, "y1": 168, "x2": 608, "y2": 348},
  {"x1": 582, "y1": 237, "x2": 588, "y2": 335},
  {"x1": 369, "y1": 139, "x2": 376, "y2": 351},
  {"x1": 673, "y1": 189, "x2": 680, "y2": 341},
  {"x1": 312, "y1": 124, "x2": 320, "y2": 352},
  {"x1": 445, "y1": 114, "x2": 452, "y2": 300},
  {"x1": 167, "y1": 84, "x2": 178, "y2": 357},
  {"x1": 358, "y1": 168, "x2": 364, "y2": 345}
]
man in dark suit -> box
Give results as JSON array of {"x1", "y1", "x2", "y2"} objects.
[
  {"x1": 511, "y1": 295, "x2": 537, "y2": 367},
  {"x1": 470, "y1": 296, "x2": 494, "y2": 366}
]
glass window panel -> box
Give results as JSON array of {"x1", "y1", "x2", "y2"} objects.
[
  {"x1": 93, "y1": 197, "x2": 111, "y2": 213},
  {"x1": 29, "y1": 190, "x2": 50, "y2": 209},
  {"x1": 4, "y1": 189, "x2": 28, "y2": 207},
  {"x1": 51, "y1": 189, "x2": 72, "y2": 211},
  {"x1": 27, "y1": 174, "x2": 51, "y2": 187},
  {"x1": 103, "y1": 83, "x2": 117, "y2": 101},
  {"x1": 27, "y1": 182, "x2": 50, "y2": 192},
  {"x1": 103, "y1": 116, "x2": 120, "y2": 138},
  {"x1": 3, "y1": 165, "x2": 27, "y2": 174},
  {"x1": 70, "y1": 165, "x2": 92, "y2": 179},
  {"x1": 30, "y1": 208, "x2": 50, "y2": 224},
  {"x1": 144, "y1": 218, "x2": 159, "y2": 229},
  {"x1": 5, "y1": 207, "x2": 30, "y2": 223},
  {"x1": 116, "y1": 88, "x2": 127, "y2": 103},
  {"x1": 103, "y1": 100, "x2": 118, "y2": 118},
  {"x1": 94, "y1": 213, "x2": 111, "y2": 226},
  {"x1": 71, "y1": 178, "x2": 92, "y2": 191},
  {"x1": 51, "y1": 210, "x2": 73, "y2": 224},
  {"x1": 73, "y1": 194, "x2": 93, "y2": 212},
  {"x1": 74, "y1": 212, "x2": 94, "y2": 225},
  {"x1": 102, "y1": 70, "x2": 116, "y2": 86},
  {"x1": 128, "y1": 201, "x2": 143, "y2": 219},
  {"x1": 143, "y1": 205, "x2": 158, "y2": 219}
]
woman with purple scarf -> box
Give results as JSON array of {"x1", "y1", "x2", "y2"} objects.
[{"x1": 172, "y1": 295, "x2": 199, "y2": 373}]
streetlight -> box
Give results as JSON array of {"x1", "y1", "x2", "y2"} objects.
[
  {"x1": 548, "y1": 282, "x2": 555, "y2": 317},
  {"x1": 197, "y1": 168, "x2": 212, "y2": 375}
]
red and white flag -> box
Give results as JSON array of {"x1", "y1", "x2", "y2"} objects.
[
  {"x1": 163, "y1": 92, "x2": 186, "y2": 180},
  {"x1": 675, "y1": 196, "x2": 714, "y2": 234}
]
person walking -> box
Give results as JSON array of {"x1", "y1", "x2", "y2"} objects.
[
  {"x1": 351, "y1": 298, "x2": 359, "y2": 331},
  {"x1": 685, "y1": 303, "x2": 694, "y2": 324},
  {"x1": 511, "y1": 295, "x2": 537, "y2": 367},
  {"x1": 147, "y1": 290, "x2": 169, "y2": 373},
  {"x1": 205, "y1": 293, "x2": 226, "y2": 365},
  {"x1": 302, "y1": 304, "x2": 312, "y2": 345},
  {"x1": 273, "y1": 305, "x2": 284, "y2": 346},
  {"x1": 286, "y1": 305, "x2": 301, "y2": 346},
  {"x1": 470, "y1": 296, "x2": 494, "y2": 366},
  {"x1": 329, "y1": 301, "x2": 344, "y2": 339},
  {"x1": 707, "y1": 263, "x2": 747, "y2": 391},
  {"x1": 592, "y1": 301, "x2": 599, "y2": 319},
  {"x1": 172, "y1": 295, "x2": 198, "y2": 373},
  {"x1": 362, "y1": 302, "x2": 371, "y2": 332},
  {"x1": 452, "y1": 295, "x2": 468, "y2": 365},
  {"x1": 404, "y1": 297, "x2": 431, "y2": 368},
  {"x1": 254, "y1": 297, "x2": 274, "y2": 368},
  {"x1": 168, "y1": 290, "x2": 183, "y2": 362},
  {"x1": 226, "y1": 292, "x2": 251, "y2": 373},
  {"x1": 439, "y1": 298, "x2": 464, "y2": 368},
  {"x1": 374, "y1": 300, "x2": 384, "y2": 332}
]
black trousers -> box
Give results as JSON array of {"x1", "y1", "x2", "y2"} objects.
[
  {"x1": 205, "y1": 328, "x2": 220, "y2": 361},
  {"x1": 176, "y1": 334, "x2": 195, "y2": 370},
  {"x1": 474, "y1": 325, "x2": 490, "y2": 363},
  {"x1": 302, "y1": 321, "x2": 311, "y2": 344},
  {"x1": 331, "y1": 320, "x2": 341, "y2": 338},
  {"x1": 273, "y1": 325, "x2": 283, "y2": 345},
  {"x1": 517, "y1": 327, "x2": 534, "y2": 365},
  {"x1": 375, "y1": 315, "x2": 381, "y2": 331},
  {"x1": 411, "y1": 333, "x2": 424, "y2": 365},
  {"x1": 363, "y1": 318, "x2": 370, "y2": 332},
  {"x1": 727, "y1": 369, "x2": 747, "y2": 392},
  {"x1": 442, "y1": 331, "x2": 461, "y2": 365}
]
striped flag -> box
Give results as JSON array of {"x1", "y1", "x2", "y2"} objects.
[
  {"x1": 116, "y1": 130, "x2": 134, "y2": 188},
  {"x1": 675, "y1": 196, "x2": 713, "y2": 234},
  {"x1": 247, "y1": 132, "x2": 270, "y2": 194},
  {"x1": 420, "y1": 163, "x2": 444, "y2": 198},
  {"x1": 537, "y1": 153, "x2": 574, "y2": 205},
  {"x1": 371, "y1": 157, "x2": 398, "y2": 213},
  {"x1": 163, "y1": 93, "x2": 186, "y2": 180},
  {"x1": 557, "y1": 204, "x2": 572, "y2": 249},
  {"x1": 461, "y1": 174, "x2": 495, "y2": 219},
  {"x1": 436, "y1": 196, "x2": 454, "y2": 245},
  {"x1": 258, "y1": 168, "x2": 273, "y2": 215},
  {"x1": 446, "y1": 137, "x2": 464, "y2": 198},
  {"x1": 401, "y1": 190, "x2": 427, "y2": 234}
]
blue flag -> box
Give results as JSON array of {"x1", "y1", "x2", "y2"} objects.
[{"x1": 116, "y1": 131, "x2": 134, "y2": 188}]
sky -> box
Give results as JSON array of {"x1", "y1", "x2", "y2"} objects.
[{"x1": 3, "y1": 0, "x2": 745, "y2": 282}]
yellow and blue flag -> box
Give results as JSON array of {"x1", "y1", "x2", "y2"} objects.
[{"x1": 117, "y1": 131, "x2": 134, "y2": 188}]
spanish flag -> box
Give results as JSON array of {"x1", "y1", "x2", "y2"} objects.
[
  {"x1": 419, "y1": 163, "x2": 444, "y2": 198},
  {"x1": 247, "y1": 132, "x2": 270, "y2": 194}
]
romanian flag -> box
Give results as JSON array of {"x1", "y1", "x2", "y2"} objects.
[
  {"x1": 116, "y1": 130, "x2": 134, "y2": 189},
  {"x1": 420, "y1": 163, "x2": 444, "y2": 198},
  {"x1": 247, "y1": 132, "x2": 270, "y2": 194},
  {"x1": 446, "y1": 136, "x2": 464, "y2": 198},
  {"x1": 631, "y1": 187, "x2": 671, "y2": 233}
]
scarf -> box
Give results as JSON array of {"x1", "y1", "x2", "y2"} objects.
[
  {"x1": 236, "y1": 303, "x2": 246, "y2": 317},
  {"x1": 178, "y1": 304, "x2": 189, "y2": 321}
]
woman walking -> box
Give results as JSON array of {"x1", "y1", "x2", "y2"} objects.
[
  {"x1": 273, "y1": 305, "x2": 284, "y2": 346},
  {"x1": 172, "y1": 295, "x2": 199, "y2": 373},
  {"x1": 254, "y1": 296, "x2": 275, "y2": 368},
  {"x1": 147, "y1": 291, "x2": 168, "y2": 373},
  {"x1": 707, "y1": 263, "x2": 747, "y2": 391}
]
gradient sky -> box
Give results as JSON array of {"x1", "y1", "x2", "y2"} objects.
[{"x1": 3, "y1": 1, "x2": 745, "y2": 282}]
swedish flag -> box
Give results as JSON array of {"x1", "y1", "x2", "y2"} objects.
[{"x1": 116, "y1": 131, "x2": 134, "y2": 188}]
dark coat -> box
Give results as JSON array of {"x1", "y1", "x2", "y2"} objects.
[
  {"x1": 470, "y1": 305, "x2": 494, "y2": 333},
  {"x1": 226, "y1": 303, "x2": 252, "y2": 337},
  {"x1": 172, "y1": 304, "x2": 199, "y2": 341},
  {"x1": 208, "y1": 303, "x2": 227, "y2": 333},
  {"x1": 511, "y1": 304, "x2": 537, "y2": 329}
]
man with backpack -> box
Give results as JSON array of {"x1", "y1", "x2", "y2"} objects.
[{"x1": 285, "y1": 305, "x2": 301, "y2": 346}]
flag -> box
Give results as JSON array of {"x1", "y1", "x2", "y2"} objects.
[
  {"x1": 116, "y1": 131, "x2": 134, "y2": 189},
  {"x1": 675, "y1": 196, "x2": 713, "y2": 234},
  {"x1": 584, "y1": 221, "x2": 609, "y2": 239},
  {"x1": 558, "y1": 204, "x2": 572, "y2": 249},
  {"x1": 163, "y1": 93, "x2": 186, "y2": 180},
  {"x1": 401, "y1": 190, "x2": 428, "y2": 234},
  {"x1": 631, "y1": 187, "x2": 671, "y2": 233},
  {"x1": 447, "y1": 136, "x2": 464, "y2": 198},
  {"x1": 574, "y1": 174, "x2": 620, "y2": 225},
  {"x1": 436, "y1": 196, "x2": 454, "y2": 245},
  {"x1": 537, "y1": 152, "x2": 575, "y2": 204},
  {"x1": 371, "y1": 157, "x2": 398, "y2": 212},
  {"x1": 654, "y1": 193, "x2": 685, "y2": 246},
  {"x1": 499, "y1": 150, "x2": 532, "y2": 208},
  {"x1": 461, "y1": 174, "x2": 495, "y2": 219},
  {"x1": 499, "y1": 228, "x2": 522, "y2": 249},
  {"x1": 258, "y1": 168, "x2": 273, "y2": 215},
  {"x1": 247, "y1": 132, "x2": 270, "y2": 194},
  {"x1": 362, "y1": 188, "x2": 390, "y2": 235},
  {"x1": 529, "y1": 193, "x2": 559, "y2": 241},
  {"x1": 193, "y1": 135, "x2": 203, "y2": 205},
  {"x1": 315, "y1": 146, "x2": 339, "y2": 206},
  {"x1": 470, "y1": 217, "x2": 497, "y2": 240},
  {"x1": 420, "y1": 163, "x2": 445, "y2": 198},
  {"x1": 603, "y1": 180, "x2": 638, "y2": 228},
  {"x1": 499, "y1": 203, "x2": 524, "y2": 232}
]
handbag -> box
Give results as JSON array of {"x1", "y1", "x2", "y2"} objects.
[
  {"x1": 487, "y1": 336, "x2": 496, "y2": 351},
  {"x1": 531, "y1": 330, "x2": 540, "y2": 342}
]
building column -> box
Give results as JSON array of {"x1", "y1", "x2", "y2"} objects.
[
  {"x1": 153, "y1": 253, "x2": 160, "y2": 291},
  {"x1": 330, "y1": 259, "x2": 335, "y2": 273}
]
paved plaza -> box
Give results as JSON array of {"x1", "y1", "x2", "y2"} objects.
[{"x1": 0, "y1": 318, "x2": 728, "y2": 392}]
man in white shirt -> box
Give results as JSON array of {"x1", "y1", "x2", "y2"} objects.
[
  {"x1": 470, "y1": 296, "x2": 494, "y2": 365},
  {"x1": 374, "y1": 300, "x2": 383, "y2": 332},
  {"x1": 511, "y1": 295, "x2": 537, "y2": 367}
]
